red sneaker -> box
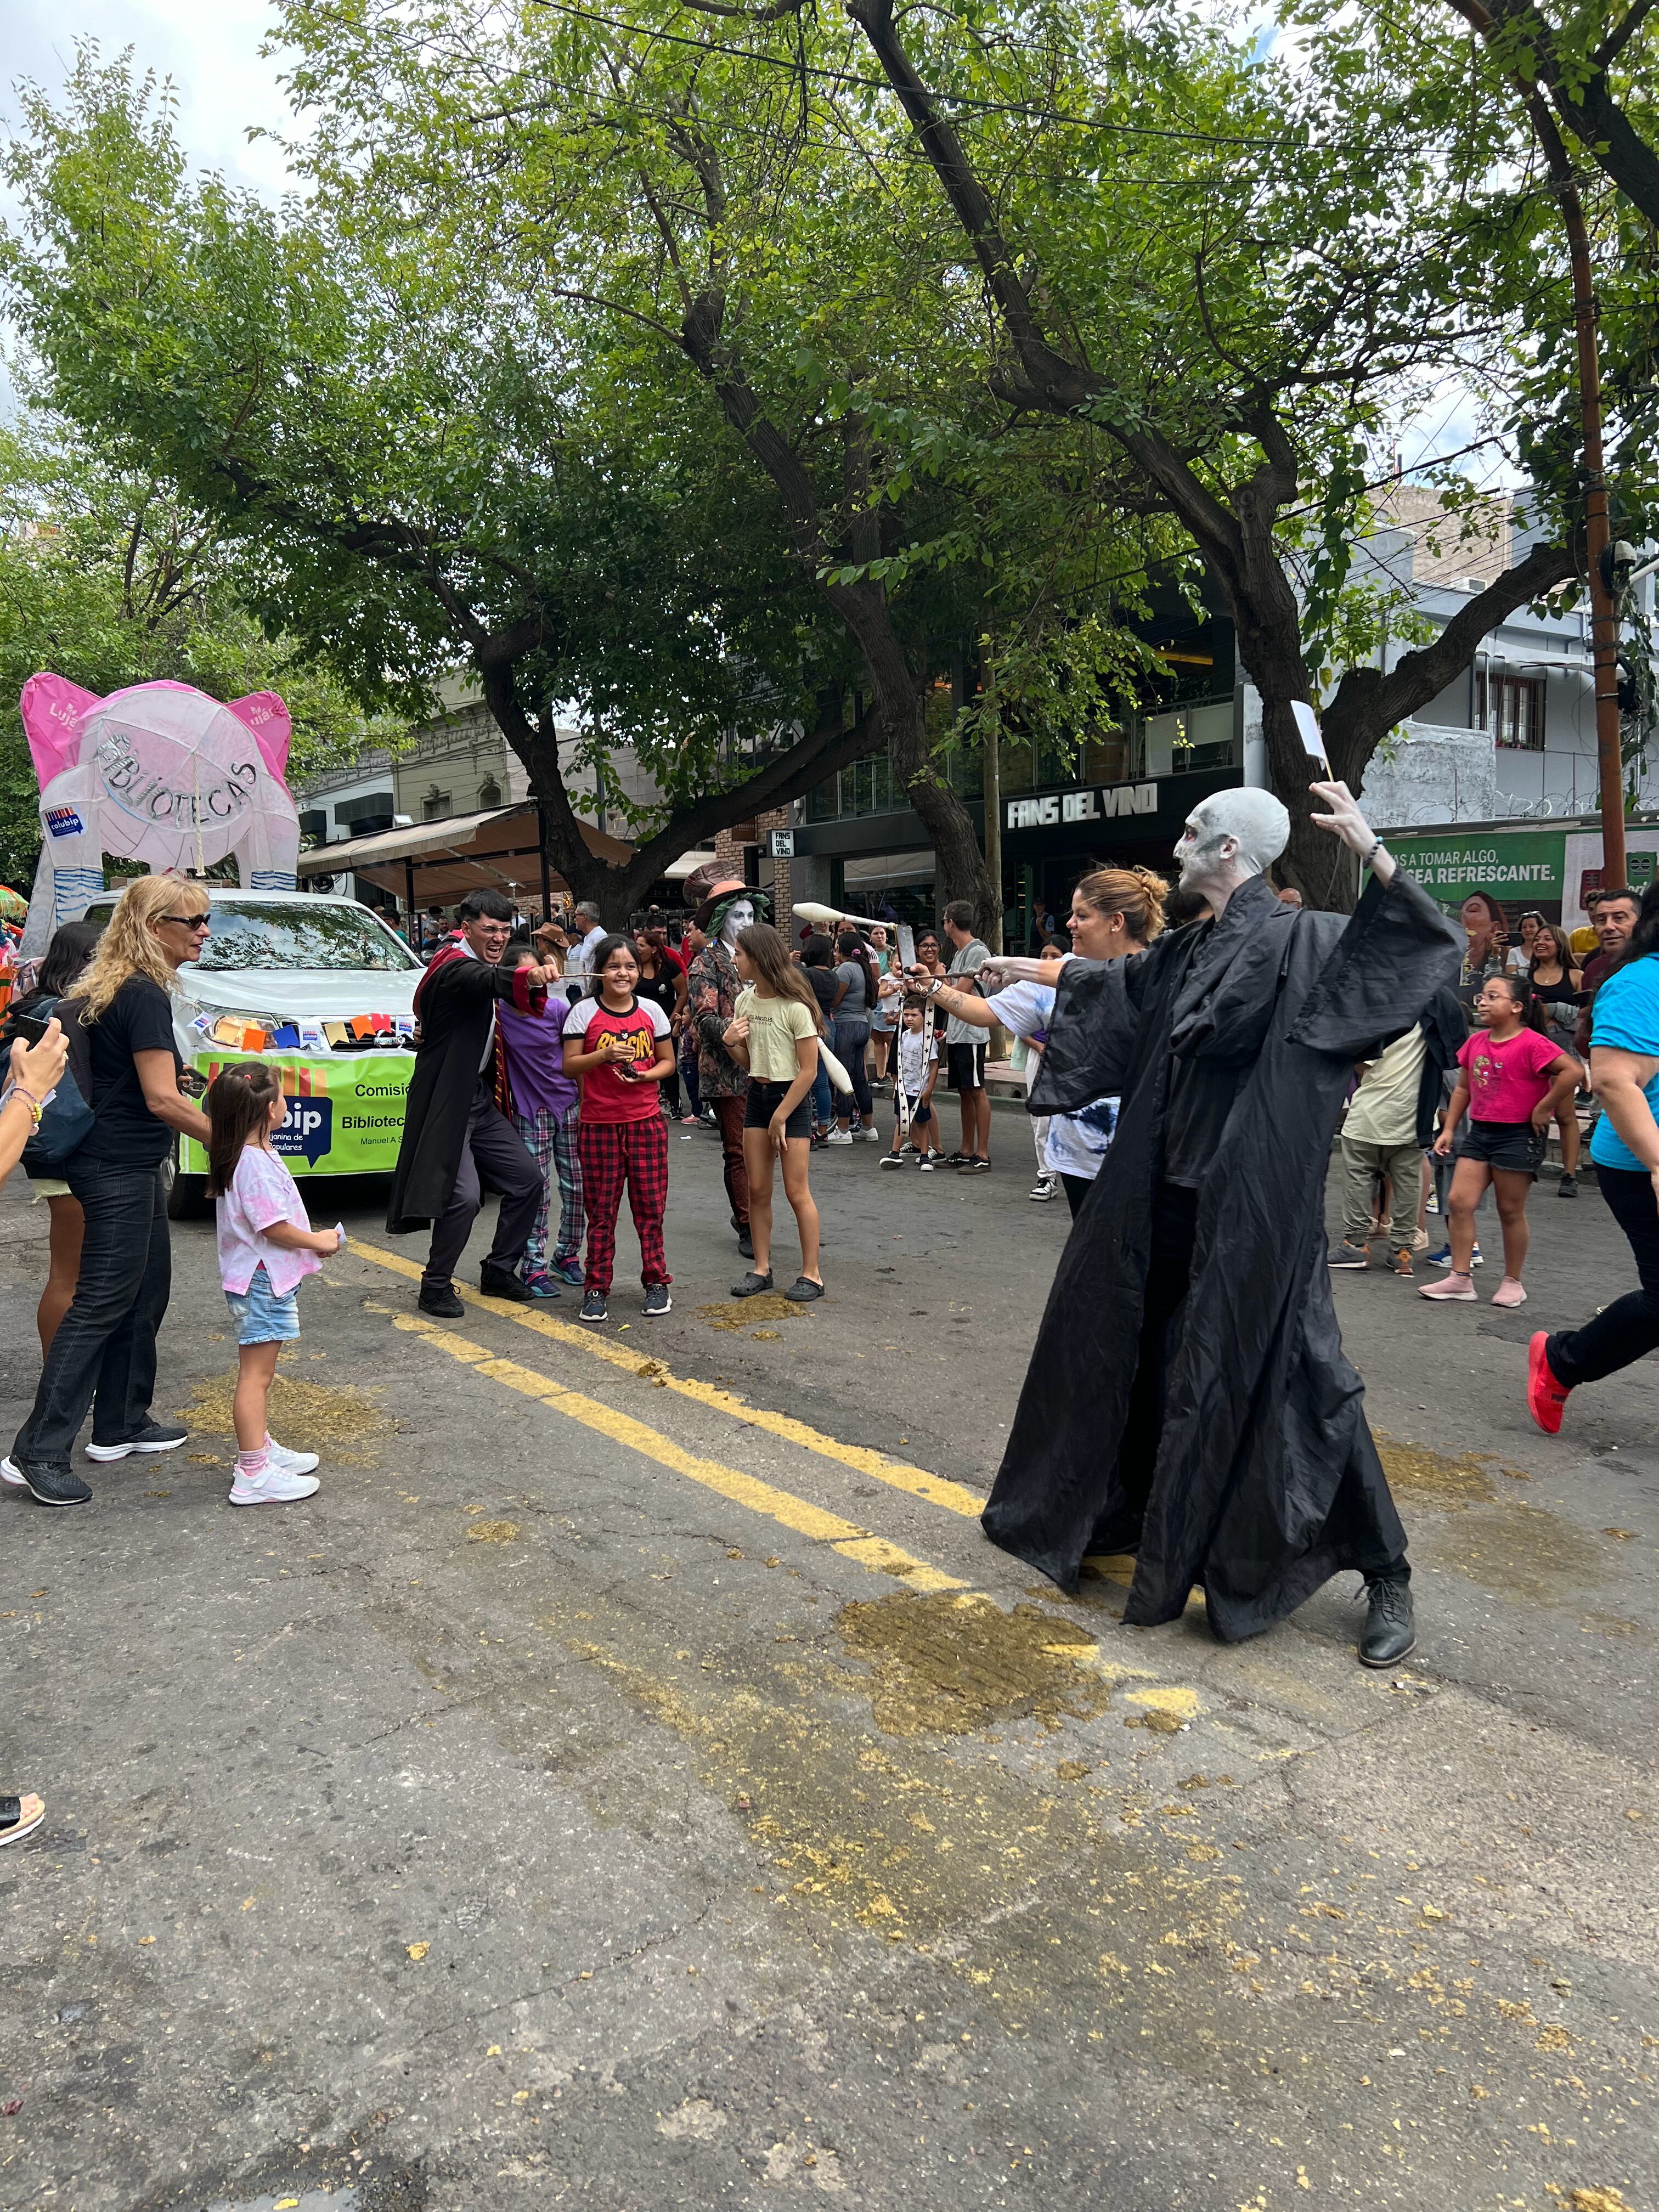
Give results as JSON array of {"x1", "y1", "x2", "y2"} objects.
[{"x1": 1526, "y1": 1330, "x2": 1571, "y2": 1435}]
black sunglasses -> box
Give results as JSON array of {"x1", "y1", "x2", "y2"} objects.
[{"x1": 160, "y1": 912, "x2": 211, "y2": 928}]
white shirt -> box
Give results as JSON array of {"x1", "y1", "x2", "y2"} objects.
[
  {"x1": 984, "y1": 964, "x2": 1119, "y2": 1184},
  {"x1": 460, "y1": 941, "x2": 497, "y2": 1074},
  {"x1": 895, "y1": 1025, "x2": 938, "y2": 1097},
  {"x1": 564, "y1": 924, "x2": 607, "y2": 995}
]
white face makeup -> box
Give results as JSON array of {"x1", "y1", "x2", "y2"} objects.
[
  {"x1": 1173, "y1": 791, "x2": 1290, "y2": 891},
  {"x1": 719, "y1": 898, "x2": 756, "y2": 947}
]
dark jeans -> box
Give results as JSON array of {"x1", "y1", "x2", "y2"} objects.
[
  {"x1": 423, "y1": 1078, "x2": 545, "y2": 1291},
  {"x1": 679, "y1": 1038, "x2": 701, "y2": 1118},
  {"x1": 1548, "y1": 1165, "x2": 1659, "y2": 1387},
  {"x1": 833, "y1": 1019, "x2": 873, "y2": 1122},
  {"x1": 15, "y1": 1160, "x2": 170, "y2": 1466}
]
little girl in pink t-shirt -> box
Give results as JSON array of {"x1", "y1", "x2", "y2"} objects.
[
  {"x1": 206, "y1": 1062, "x2": 343, "y2": 1505},
  {"x1": 1421, "y1": 973, "x2": 1575, "y2": 1311}
]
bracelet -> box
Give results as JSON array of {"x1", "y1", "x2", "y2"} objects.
[
  {"x1": 2, "y1": 1086, "x2": 46, "y2": 1125},
  {"x1": 1366, "y1": 836, "x2": 1386, "y2": 860}
]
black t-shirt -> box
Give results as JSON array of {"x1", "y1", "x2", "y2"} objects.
[
  {"x1": 804, "y1": 968, "x2": 838, "y2": 1019},
  {"x1": 636, "y1": 953, "x2": 682, "y2": 1022},
  {"x1": 78, "y1": 976, "x2": 182, "y2": 1170}
]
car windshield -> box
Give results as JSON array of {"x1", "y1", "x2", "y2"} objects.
[
  {"x1": 77, "y1": 895, "x2": 420, "y2": 972},
  {"x1": 187, "y1": 900, "x2": 421, "y2": 973}
]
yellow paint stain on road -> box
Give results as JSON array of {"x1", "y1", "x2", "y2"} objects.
[
  {"x1": 390, "y1": 1312, "x2": 964, "y2": 1594},
  {"x1": 353, "y1": 1238, "x2": 986, "y2": 1521}
]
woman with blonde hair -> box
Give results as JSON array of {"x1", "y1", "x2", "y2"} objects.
[
  {"x1": 3, "y1": 873, "x2": 211, "y2": 1509},
  {"x1": 912, "y1": 865, "x2": 1168, "y2": 1215}
]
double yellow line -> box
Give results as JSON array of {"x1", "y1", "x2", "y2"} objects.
[{"x1": 354, "y1": 1240, "x2": 970, "y2": 1593}]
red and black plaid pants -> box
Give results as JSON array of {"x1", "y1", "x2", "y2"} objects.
[{"x1": 576, "y1": 1114, "x2": 671, "y2": 1293}]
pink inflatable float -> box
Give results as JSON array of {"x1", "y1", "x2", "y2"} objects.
[{"x1": 19, "y1": 675, "x2": 301, "y2": 954}]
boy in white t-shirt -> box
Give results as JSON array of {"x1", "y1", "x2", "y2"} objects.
[{"x1": 881, "y1": 1003, "x2": 941, "y2": 1169}]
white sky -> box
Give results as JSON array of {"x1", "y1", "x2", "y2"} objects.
[{"x1": 4, "y1": 0, "x2": 299, "y2": 202}]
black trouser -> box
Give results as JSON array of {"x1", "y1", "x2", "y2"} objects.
[
  {"x1": 14, "y1": 1160, "x2": 170, "y2": 1466},
  {"x1": 1115, "y1": 1183, "x2": 1200, "y2": 1517},
  {"x1": 423, "y1": 1078, "x2": 545, "y2": 1292},
  {"x1": 1062, "y1": 1172, "x2": 1092, "y2": 1218},
  {"x1": 1548, "y1": 1165, "x2": 1659, "y2": 1387}
]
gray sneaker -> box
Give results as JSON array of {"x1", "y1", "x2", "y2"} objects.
[{"x1": 643, "y1": 1283, "x2": 672, "y2": 1317}]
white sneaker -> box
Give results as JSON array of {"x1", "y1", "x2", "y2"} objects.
[
  {"x1": 826, "y1": 1130, "x2": 854, "y2": 1145},
  {"x1": 860, "y1": 1125, "x2": 882, "y2": 1142},
  {"x1": 266, "y1": 1435, "x2": 320, "y2": 1477},
  {"x1": 1029, "y1": 1177, "x2": 1059, "y2": 1201},
  {"x1": 229, "y1": 1460, "x2": 320, "y2": 1506}
]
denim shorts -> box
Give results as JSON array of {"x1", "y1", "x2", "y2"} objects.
[{"x1": 225, "y1": 1264, "x2": 302, "y2": 1346}]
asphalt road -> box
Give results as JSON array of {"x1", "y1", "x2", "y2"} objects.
[{"x1": 1, "y1": 1110, "x2": 1655, "y2": 2212}]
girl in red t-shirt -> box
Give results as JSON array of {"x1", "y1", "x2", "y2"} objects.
[
  {"x1": 1421, "y1": 974, "x2": 1576, "y2": 1310},
  {"x1": 561, "y1": 935, "x2": 676, "y2": 1323}
]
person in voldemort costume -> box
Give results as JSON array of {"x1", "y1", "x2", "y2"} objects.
[{"x1": 972, "y1": 780, "x2": 1462, "y2": 1668}]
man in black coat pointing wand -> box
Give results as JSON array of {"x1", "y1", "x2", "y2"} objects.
[
  {"x1": 387, "y1": 888, "x2": 564, "y2": 1317},
  {"x1": 978, "y1": 780, "x2": 1460, "y2": 1667}
]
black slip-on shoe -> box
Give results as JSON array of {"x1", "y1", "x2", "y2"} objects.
[
  {"x1": 783, "y1": 1277, "x2": 825, "y2": 1301},
  {"x1": 731, "y1": 1271, "x2": 775, "y2": 1298},
  {"x1": 479, "y1": 1267, "x2": 535, "y2": 1304},
  {"x1": 736, "y1": 1228, "x2": 754, "y2": 1260},
  {"x1": 418, "y1": 1286, "x2": 465, "y2": 1319}
]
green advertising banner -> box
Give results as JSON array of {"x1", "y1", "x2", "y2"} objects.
[
  {"x1": 1382, "y1": 828, "x2": 1566, "y2": 910},
  {"x1": 178, "y1": 1051, "x2": 413, "y2": 1179}
]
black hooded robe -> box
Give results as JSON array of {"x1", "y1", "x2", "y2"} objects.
[
  {"x1": 386, "y1": 955, "x2": 540, "y2": 1234},
  {"x1": 981, "y1": 871, "x2": 1462, "y2": 1639}
]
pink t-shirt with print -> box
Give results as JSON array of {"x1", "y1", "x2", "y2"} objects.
[
  {"x1": 216, "y1": 1143, "x2": 320, "y2": 1299},
  {"x1": 1455, "y1": 1028, "x2": 1564, "y2": 1124}
]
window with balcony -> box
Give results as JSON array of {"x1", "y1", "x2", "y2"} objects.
[{"x1": 1477, "y1": 671, "x2": 1544, "y2": 750}]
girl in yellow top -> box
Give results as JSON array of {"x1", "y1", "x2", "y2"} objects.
[{"x1": 722, "y1": 922, "x2": 825, "y2": 1301}]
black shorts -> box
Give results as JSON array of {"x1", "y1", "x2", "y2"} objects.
[
  {"x1": 947, "y1": 1042, "x2": 987, "y2": 1094},
  {"x1": 744, "y1": 1078, "x2": 812, "y2": 1140},
  {"x1": 896, "y1": 1092, "x2": 933, "y2": 1125},
  {"x1": 1455, "y1": 1119, "x2": 1547, "y2": 1176}
]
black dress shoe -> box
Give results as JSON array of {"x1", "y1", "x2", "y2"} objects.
[
  {"x1": 1358, "y1": 1572, "x2": 1416, "y2": 1667},
  {"x1": 479, "y1": 1267, "x2": 535, "y2": 1304},
  {"x1": 418, "y1": 1285, "x2": 465, "y2": 1319}
]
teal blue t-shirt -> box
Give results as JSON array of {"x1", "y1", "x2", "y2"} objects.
[{"x1": 1588, "y1": 953, "x2": 1659, "y2": 1174}]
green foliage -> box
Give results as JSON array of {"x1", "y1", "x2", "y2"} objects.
[{"x1": 0, "y1": 415, "x2": 399, "y2": 887}]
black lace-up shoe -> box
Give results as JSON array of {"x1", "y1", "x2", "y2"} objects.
[
  {"x1": 1358, "y1": 1572, "x2": 1416, "y2": 1667},
  {"x1": 1, "y1": 1457, "x2": 92, "y2": 1507}
]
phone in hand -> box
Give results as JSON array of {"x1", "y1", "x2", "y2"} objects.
[{"x1": 10, "y1": 1012, "x2": 51, "y2": 1047}]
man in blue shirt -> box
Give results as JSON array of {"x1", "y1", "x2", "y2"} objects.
[{"x1": 1528, "y1": 901, "x2": 1659, "y2": 1432}]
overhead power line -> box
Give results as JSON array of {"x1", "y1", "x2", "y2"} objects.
[{"x1": 526, "y1": 0, "x2": 1330, "y2": 149}]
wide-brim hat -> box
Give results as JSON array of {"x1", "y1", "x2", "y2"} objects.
[{"x1": 689, "y1": 867, "x2": 770, "y2": 934}]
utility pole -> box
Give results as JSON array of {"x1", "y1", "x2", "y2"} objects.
[{"x1": 1448, "y1": 0, "x2": 1627, "y2": 885}]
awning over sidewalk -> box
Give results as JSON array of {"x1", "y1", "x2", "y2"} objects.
[{"x1": 296, "y1": 802, "x2": 635, "y2": 908}]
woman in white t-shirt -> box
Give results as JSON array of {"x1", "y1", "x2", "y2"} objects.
[{"x1": 921, "y1": 867, "x2": 1167, "y2": 1217}]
